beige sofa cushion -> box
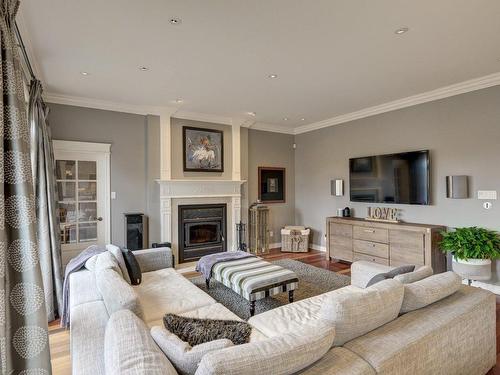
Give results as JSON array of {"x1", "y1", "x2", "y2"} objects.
[
  {"x1": 105, "y1": 310, "x2": 178, "y2": 375},
  {"x1": 195, "y1": 320, "x2": 335, "y2": 375},
  {"x1": 107, "y1": 244, "x2": 132, "y2": 284},
  {"x1": 96, "y1": 268, "x2": 144, "y2": 319},
  {"x1": 248, "y1": 285, "x2": 360, "y2": 338},
  {"x1": 350, "y1": 261, "x2": 394, "y2": 288},
  {"x1": 151, "y1": 326, "x2": 233, "y2": 375},
  {"x1": 300, "y1": 347, "x2": 376, "y2": 375},
  {"x1": 321, "y1": 279, "x2": 404, "y2": 346},
  {"x1": 394, "y1": 265, "x2": 433, "y2": 284},
  {"x1": 400, "y1": 271, "x2": 462, "y2": 313},
  {"x1": 135, "y1": 268, "x2": 216, "y2": 323},
  {"x1": 95, "y1": 251, "x2": 123, "y2": 277},
  {"x1": 344, "y1": 286, "x2": 496, "y2": 375}
]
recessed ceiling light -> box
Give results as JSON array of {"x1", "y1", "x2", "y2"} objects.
[
  {"x1": 394, "y1": 27, "x2": 409, "y2": 35},
  {"x1": 268, "y1": 74, "x2": 278, "y2": 79},
  {"x1": 283, "y1": 117, "x2": 288, "y2": 121},
  {"x1": 246, "y1": 111, "x2": 256, "y2": 117},
  {"x1": 139, "y1": 66, "x2": 149, "y2": 71},
  {"x1": 175, "y1": 98, "x2": 183, "y2": 104},
  {"x1": 170, "y1": 17, "x2": 182, "y2": 25},
  {"x1": 80, "y1": 71, "x2": 89, "y2": 76},
  {"x1": 301, "y1": 118, "x2": 306, "y2": 121}
]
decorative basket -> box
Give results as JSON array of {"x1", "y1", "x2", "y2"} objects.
[{"x1": 281, "y1": 226, "x2": 310, "y2": 253}]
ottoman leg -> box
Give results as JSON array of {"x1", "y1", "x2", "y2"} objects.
[
  {"x1": 288, "y1": 290, "x2": 294, "y2": 303},
  {"x1": 250, "y1": 301, "x2": 256, "y2": 317},
  {"x1": 205, "y1": 278, "x2": 210, "y2": 290}
]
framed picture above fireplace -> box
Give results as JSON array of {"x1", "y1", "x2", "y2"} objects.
[
  {"x1": 258, "y1": 167, "x2": 286, "y2": 203},
  {"x1": 183, "y1": 126, "x2": 224, "y2": 172}
]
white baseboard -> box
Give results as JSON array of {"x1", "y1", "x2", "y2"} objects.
[
  {"x1": 311, "y1": 244, "x2": 327, "y2": 252},
  {"x1": 462, "y1": 279, "x2": 500, "y2": 295}
]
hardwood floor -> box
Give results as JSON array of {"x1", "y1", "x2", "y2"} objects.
[{"x1": 48, "y1": 248, "x2": 499, "y2": 374}]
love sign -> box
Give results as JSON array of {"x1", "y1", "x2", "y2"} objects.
[{"x1": 366, "y1": 207, "x2": 399, "y2": 223}]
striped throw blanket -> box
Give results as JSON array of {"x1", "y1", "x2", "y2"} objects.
[{"x1": 212, "y1": 257, "x2": 298, "y2": 302}]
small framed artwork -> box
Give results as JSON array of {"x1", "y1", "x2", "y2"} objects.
[
  {"x1": 258, "y1": 167, "x2": 286, "y2": 203},
  {"x1": 183, "y1": 126, "x2": 224, "y2": 172}
]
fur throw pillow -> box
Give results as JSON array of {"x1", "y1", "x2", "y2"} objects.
[{"x1": 163, "y1": 314, "x2": 252, "y2": 347}]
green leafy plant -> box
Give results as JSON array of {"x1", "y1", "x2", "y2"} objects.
[{"x1": 440, "y1": 227, "x2": 500, "y2": 260}]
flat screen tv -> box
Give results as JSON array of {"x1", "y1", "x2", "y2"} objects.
[{"x1": 349, "y1": 150, "x2": 430, "y2": 205}]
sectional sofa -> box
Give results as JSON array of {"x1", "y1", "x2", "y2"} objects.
[{"x1": 69, "y1": 246, "x2": 496, "y2": 375}]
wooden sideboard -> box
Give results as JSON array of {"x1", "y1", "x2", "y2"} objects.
[{"x1": 326, "y1": 217, "x2": 447, "y2": 273}]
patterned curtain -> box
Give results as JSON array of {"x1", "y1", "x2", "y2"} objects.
[
  {"x1": 29, "y1": 79, "x2": 63, "y2": 322},
  {"x1": 0, "y1": 0, "x2": 52, "y2": 373}
]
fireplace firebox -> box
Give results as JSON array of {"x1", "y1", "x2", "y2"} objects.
[{"x1": 178, "y1": 204, "x2": 227, "y2": 263}]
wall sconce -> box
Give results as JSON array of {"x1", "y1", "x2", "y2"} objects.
[
  {"x1": 331, "y1": 179, "x2": 344, "y2": 196},
  {"x1": 446, "y1": 175, "x2": 469, "y2": 199}
]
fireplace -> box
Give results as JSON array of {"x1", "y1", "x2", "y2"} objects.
[{"x1": 178, "y1": 204, "x2": 227, "y2": 263}]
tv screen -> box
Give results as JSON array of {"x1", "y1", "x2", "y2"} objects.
[{"x1": 349, "y1": 150, "x2": 430, "y2": 205}]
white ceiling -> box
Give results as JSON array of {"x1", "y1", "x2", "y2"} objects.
[{"x1": 19, "y1": 0, "x2": 500, "y2": 132}]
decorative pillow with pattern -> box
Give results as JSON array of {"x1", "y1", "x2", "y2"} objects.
[{"x1": 163, "y1": 314, "x2": 252, "y2": 347}]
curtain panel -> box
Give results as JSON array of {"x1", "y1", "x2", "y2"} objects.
[
  {"x1": 0, "y1": 0, "x2": 52, "y2": 373},
  {"x1": 29, "y1": 79, "x2": 63, "y2": 322}
]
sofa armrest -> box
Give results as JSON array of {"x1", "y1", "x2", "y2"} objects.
[
  {"x1": 134, "y1": 247, "x2": 174, "y2": 272},
  {"x1": 350, "y1": 261, "x2": 394, "y2": 288}
]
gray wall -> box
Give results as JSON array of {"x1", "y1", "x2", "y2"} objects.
[
  {"x1": 248, "y1": 129, "x2": 295, "y2": 244},
  {"x1": 295, "y1": 85, "x2": 500, "y2": 282},
  {"x1": 170, "y1": 117, "x2": 232, "y2": 180},
  {"x1": 48, "y1": 103, "x2": 161, "y2": 247}
]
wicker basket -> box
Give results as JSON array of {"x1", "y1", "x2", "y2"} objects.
[{"x1": 281, "y1": 226, "x2": 310, "y2": 253}]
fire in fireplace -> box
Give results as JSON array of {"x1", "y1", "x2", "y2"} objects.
[{"x1": 178, "y1": 204, "x2": 227, "y2": 263}]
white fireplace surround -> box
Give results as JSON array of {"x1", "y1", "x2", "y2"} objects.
[{"x1": 158, "y1": 179, "x2": 246, "y2": 263}]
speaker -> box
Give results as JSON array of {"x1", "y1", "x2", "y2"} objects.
[{"x1": 124, "y1": 213, "x2": 149, "y2": 250}]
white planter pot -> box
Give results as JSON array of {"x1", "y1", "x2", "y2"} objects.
[{"x1": 451, "y1": 257, "x2": 492, "y2": 281}]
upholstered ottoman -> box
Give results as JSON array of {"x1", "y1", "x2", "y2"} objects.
[{"x1": 209, "y1": 257, "x2": 299, "y2": 316}]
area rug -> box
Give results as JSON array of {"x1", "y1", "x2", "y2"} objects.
[{"x1": 190, "y1": 259, "x2": 350, "y2": 320}]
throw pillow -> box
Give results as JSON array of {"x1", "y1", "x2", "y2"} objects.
[
  {"x1": 400, "y1": 271, "x2": 462, "y2": 313},
  {"x1": 163, "y1": 314, "x2": 252, "y2": 347},
  {"x1": 107, "y1": 244, "x2": 131, "y2": 284},
  {"x1": 105, "y1": 310, "x2": 177, "y2": 375},
  {"x1": 196, "y1": 320, "x2": 335, "y2": 375},
  {"x1": 95, "y1": 251, "x2": 123, "y2": 278},
  {"x1": 394, "y1": 265, "x2": 433, "y2": 284},
  {"x1": 320, "y1": 278, "x2": 404, "y2": 346},
  {"x1": 151, "y1": 326, "x2": 233, "y2": 375},
  {"x1": 121, "y1": 248, "x2": 142, "y2": 285},
  {"x1": 365, "y1": 265, "x2": 415, "y2": 287},
  {"x1": 84, "y1": 254, "x2": 98, "y2": 272}
]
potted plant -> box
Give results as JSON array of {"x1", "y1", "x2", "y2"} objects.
[{"x1": 440, "y1": 226, "x2": 500, "y2": 282}]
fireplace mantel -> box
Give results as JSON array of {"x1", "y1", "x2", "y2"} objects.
[
  {"x1": 157, "y1": 179, "x2": 246, "y2": 258},
  {"x1": 157, "y1": 179, "x2": 246, "y2": 199}
]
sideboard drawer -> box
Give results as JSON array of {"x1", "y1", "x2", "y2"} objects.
[
  {"x1": 389, "y1": 230, "x2": 424, "y2": 251},
  {"x1": 353, "y1": 239, "x2": 389, "y2": 259},
  {"x1": 332, "y1": 246, "x2": 353, "y2": 262},
  {"x1": 353, "y1": 226, "x2": 389, "y2": 243},
  {"x1": 330, "y1": 223, "x2": 353, "y2": 238},
  {"x1": 330, "y1": 235, "x2": 352, "y2": 248},
  {"x1": 354, "y1": 252, "x2": 389, "y2": 266}
]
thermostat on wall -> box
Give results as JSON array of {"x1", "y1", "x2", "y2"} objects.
[{"x1": 477, "y1": 190, "x2": 497, "y2": 200}]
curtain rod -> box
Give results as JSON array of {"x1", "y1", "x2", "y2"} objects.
[{"x1": 14, "y1": 20, "x2": 36, "y2": 81}]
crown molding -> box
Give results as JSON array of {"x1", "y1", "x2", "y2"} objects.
[
  {"x1": 249, "y1": 121, "x2": 295, "y2": 134},
  {"x1": 294, "y1": 72, "x2": 500, "y2": 134},
  {"x1": 172, "y1": 110, "x2": 234, "y2": 126}
]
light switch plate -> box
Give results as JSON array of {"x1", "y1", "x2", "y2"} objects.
[
  {"x1": 111, "y1": 191, "x2": 117, "y2": 200},
  {"x1": 477, "y1": 190, "x2": 497, "y2": 200}
]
